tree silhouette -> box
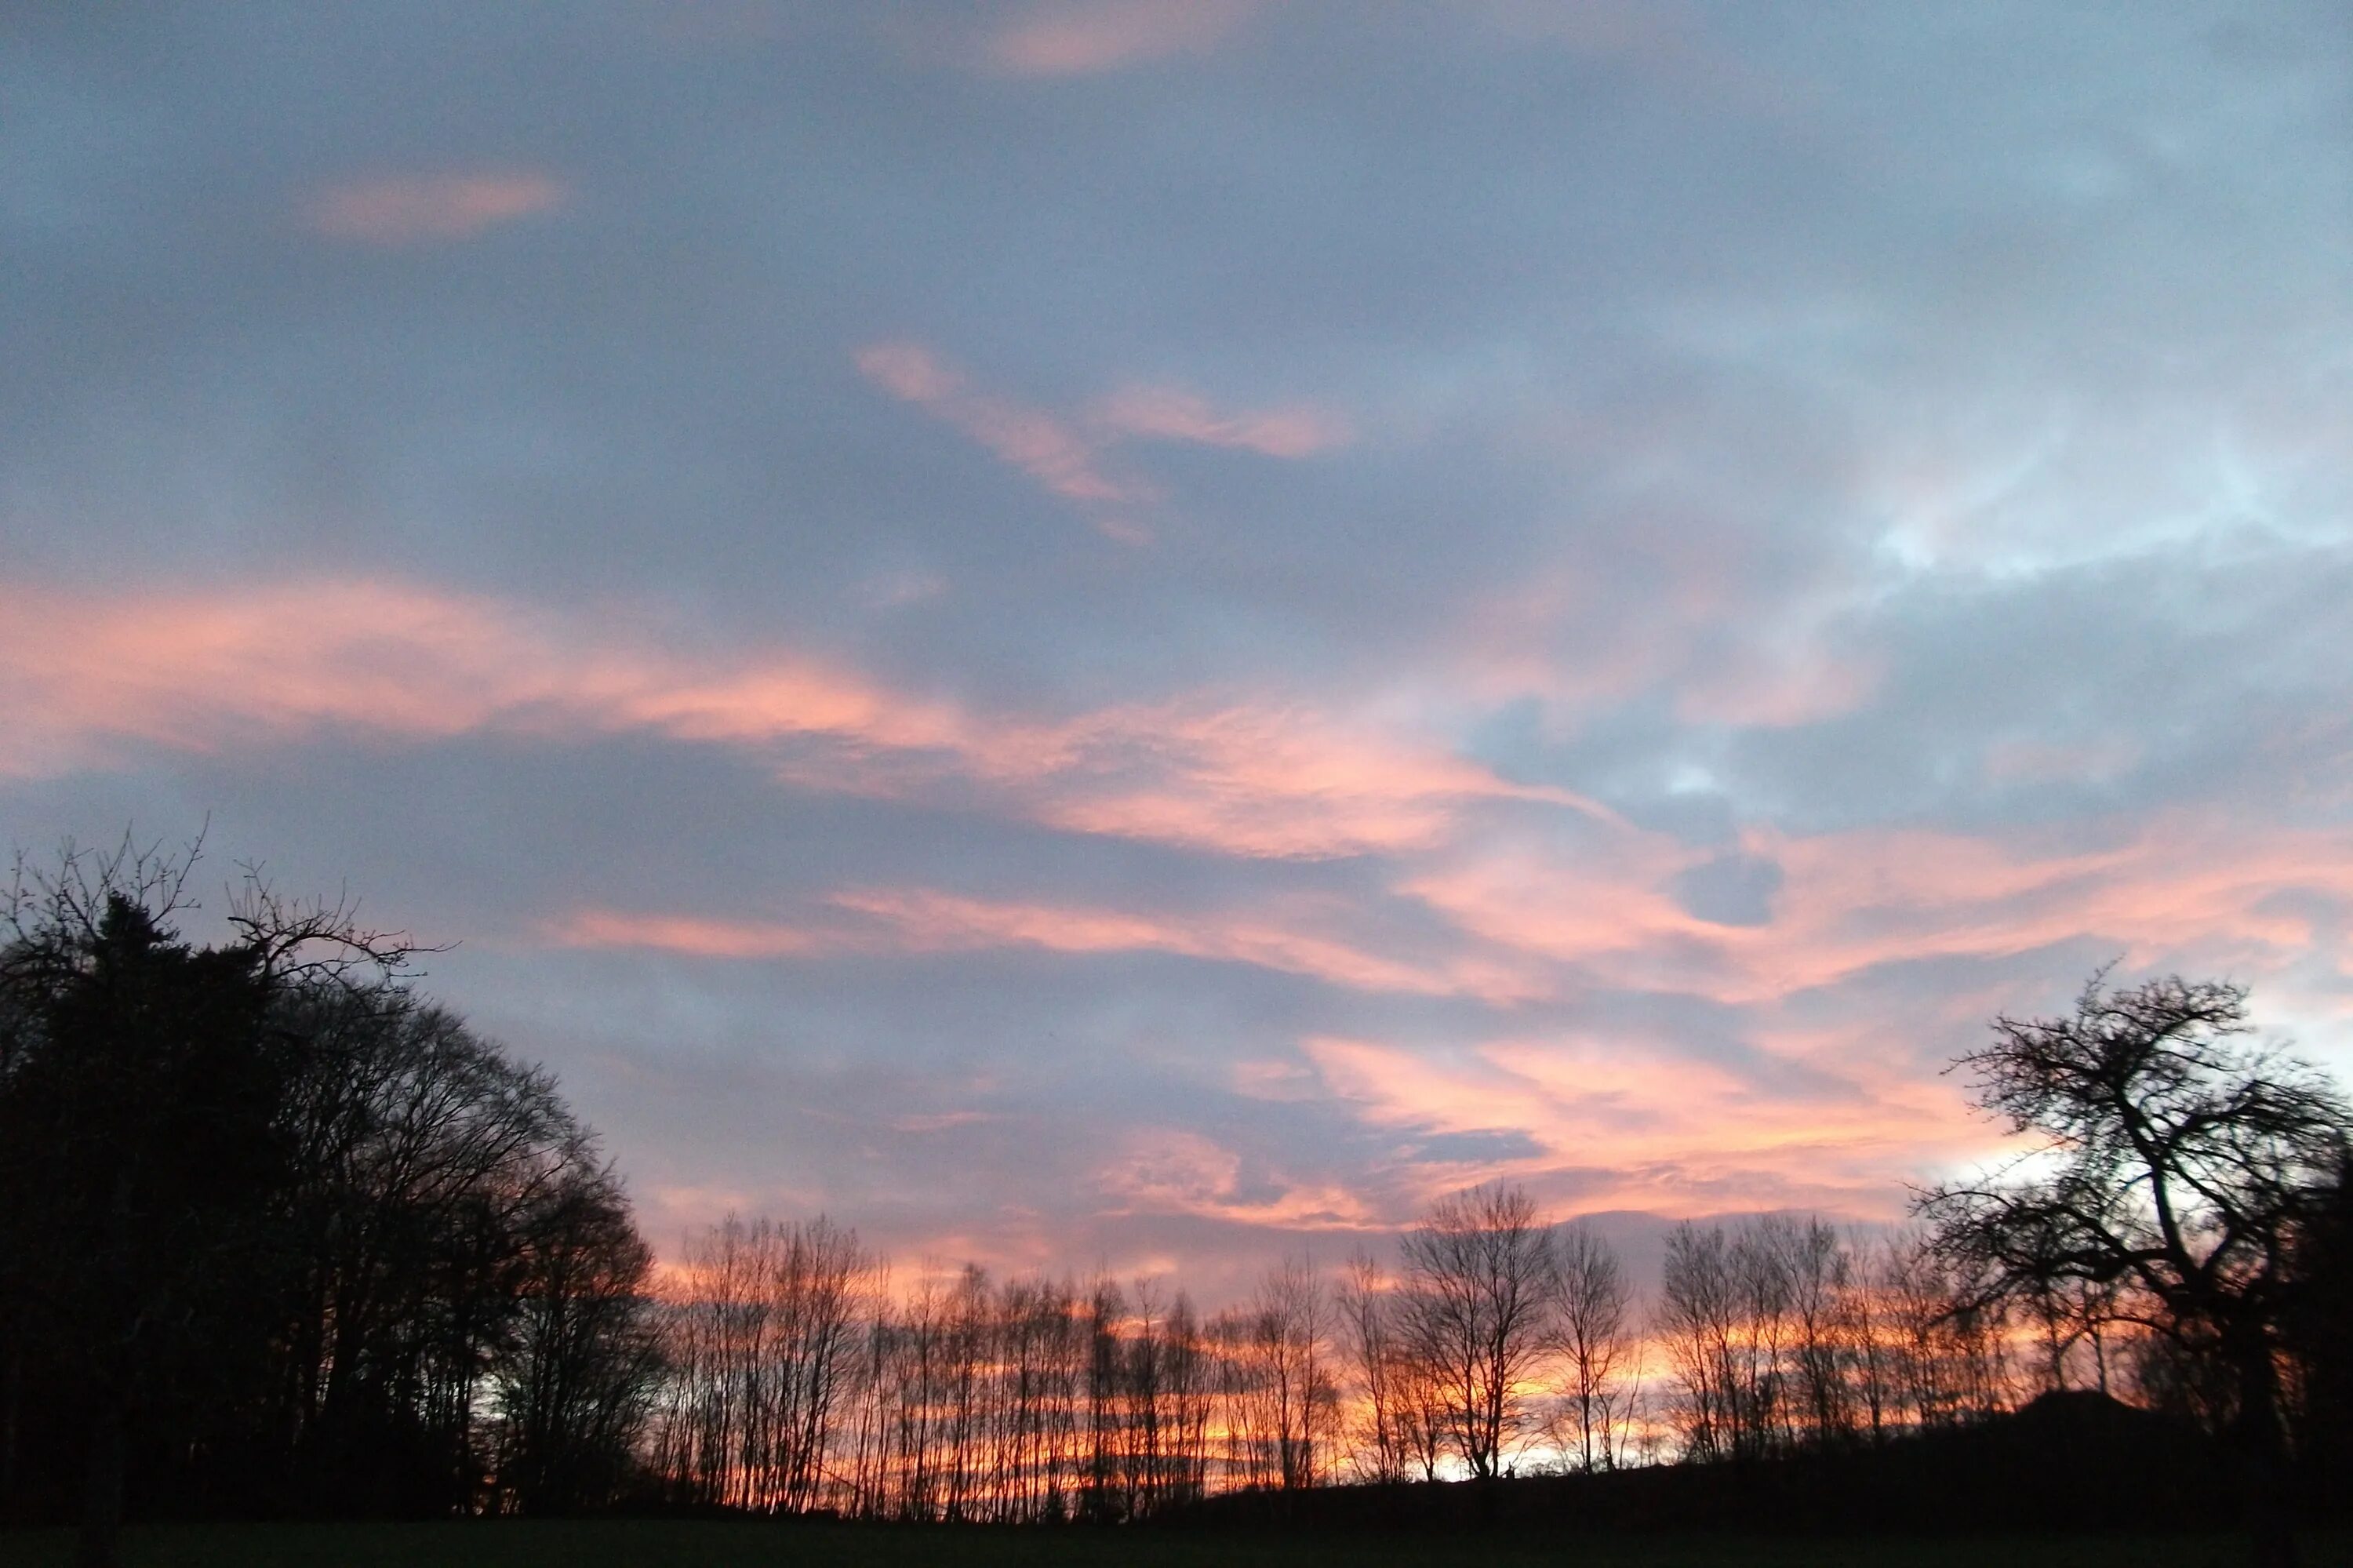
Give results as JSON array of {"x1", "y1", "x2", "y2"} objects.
[
  {"x1": 1915, "y1": 970, "x2": 2349, "y2": 1566},
  {"x1": 1398, "y1": 1183, "x2": 1554, "y2": 1481},
  {"x1": 1551, "y1": 1226, "x2": 1631, "y2": 1472},
  {"x1": 0, "y1": 837, "x2": 656, "y2": 1550},
  {"x1": 0, "y1": 842, "x2": 342, "y2": 1566}
]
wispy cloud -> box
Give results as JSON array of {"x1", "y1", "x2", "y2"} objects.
[
  {"x1": 1406, "y1": 809, "x2": 2353, "y2": 1012},
  {"x1": 982, "y1": 0, "x2": 1263, "y2": 77},
  {"x1": 309, "y1": 171, "x2": 566, "y2": 244},
  {"x1": 856, "y1": 341, "x2": 1142, "y2": 512},
  {"x1": 0, "y1": 577, "x2": 969, "y2": 773},
  {"x1": 549, "y1": 886, "x2": 1547, "y2": 1002},
  {"x1": 1091, "y1": 384, "x2": 1352, "y2": 458},
  {"x1": 9, "y1": 0, "x2": 2348, "y2": 1279},
  {"x1": 856, "y1": 343, "x2": 1353, "y2": 540},
  {"x1": 0, "y1": 575, "x2": 1576, "y2": 860},
  {"x1": 1099, "y1": 1128, "x2": 1375, "y2": 1229},
  {"x1": 1303, "y1": 1033, "x2": 1958, "y2": 1218},
  {"x1": 543, "y1": 909, "x2": 830, "y2": 960}
]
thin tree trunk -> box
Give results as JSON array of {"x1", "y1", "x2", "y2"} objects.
[
  {"x1": 2238, "y1": 1341, "x2": 2296, "y2": 1568},
  {"x1": 1, "y1": 1333, "x2": 20, "y2": 1526},
  {"x1": 75, "y1": 1388, "x2": 125, "y2": 1568}
]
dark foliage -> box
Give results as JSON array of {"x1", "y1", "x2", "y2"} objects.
[
  {"x1": 1914, "y1": 970, "x2": 2351, "y2": 1564},
  {"x1": 0, "y1": 840, "x2": 659, "y2": 1563},
  {"x1": 8, "y1": 844, "x2": 2352, "y2": 1564},
  {"x1": 2283, "y1": 1157, "x2": 2353, "y2": 1504}
]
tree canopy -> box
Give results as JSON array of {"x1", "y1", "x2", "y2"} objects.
[
  {"x1": 0, "y1": 839, "x2": 656, "y2": 1564},
  {"x1": 1915, "y1": 970, "x2": 2350, "y2": 1564}
]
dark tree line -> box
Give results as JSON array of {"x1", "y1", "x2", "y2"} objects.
[
  {"x1": 621, "y1": 978, "x2": 2353, "y2": 1523},
  {"x1": 5, "y1": 837, "x2": 2351, "y2": 1554},
  {"x1": 646, "y1": 1227, "x2": 1331, "y2": 1521},
  {"x1": 0, "y1": 841, "x2": 659, "y2": 1565}
]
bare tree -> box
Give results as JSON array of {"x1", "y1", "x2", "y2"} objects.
[
  {"x1": 1549, "y1": 1225, "x2": 1632, "y2": 1472},
  {"x1": 1916, "y1": 971, "x2": 2348, "y2": 1566},
  {"x1": 1656, "y1": 1222, "x2": 1737, "y2": 1461},
  {"x1": 1253, "y1": 1255, "x2": 1331, "y2": 1491},
  {"x1": 1398, "y1": 1183, "x2": 1555, "y2": 1479},
  {"x1": 493, "y1": 1166, "x2": 662, "y2": 1513},
  {"x1": 1838, "y1": 1228, "x2": 1899, "y2": 1443},
  {"x1": 1777, "y1": 1217, "x2": 1851, "y2": 1446},
  {"x1": 1337, "y1": 1251, "x2": 1406, "y2": 1483},
  {"x1": 648, "y1": 1215, "x2": 874, "y2": 1513},
  {"x1": 0, "y1": 834, "x2": 656, "y2": 1550}
]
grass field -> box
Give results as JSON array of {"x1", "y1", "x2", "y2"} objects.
[{"x1": 1, "y1": 1521, "x2": 2348, "y2": 1568}]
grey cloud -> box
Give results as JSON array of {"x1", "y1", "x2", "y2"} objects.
[
  {"x1": 1671, "y1": 851, "x2": 1784, "y2": 927},
  {"x1": 6, "y1": 0, "x2": 2351, "y2": 1285}
]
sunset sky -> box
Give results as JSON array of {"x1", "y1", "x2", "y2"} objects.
[{"x1": 6, "y1": 2, "x2": 2351, "y2": 1297}]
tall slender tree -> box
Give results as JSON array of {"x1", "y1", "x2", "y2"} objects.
[{"x1": 1551, "y1": 1227, "x2": 1632, "y2": 1472}]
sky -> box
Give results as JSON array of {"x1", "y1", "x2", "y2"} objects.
[{"x1": 5, "y1": 0, "x2": 2351, "y2": 1299}]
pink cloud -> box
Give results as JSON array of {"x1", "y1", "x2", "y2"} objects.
[
  {"x1": 544, "y1": 886, "x2": 1548, "y2": 1004},
  {"x1": 856, "y1": 344, "x2": 1356, "y2": 538},
  {"x1": 838, "y1": 887, "x2": 1547, "y2": 1001},
  {"x1": 856, "y1": 341, "x2": 1143, "y2": 513},
  {"x1": 1406, "y1": 807, "x2": 2353, "y2": 1015},
  {"x1": 1091, "y1": 384, "x2": 1352, "y2": 458},
  {"x1": 1672, "y1": 640, "x2": 1882, "y2": 729},
  {"x1": 1099, "y1": 1128, "x2": 1376, "y2": 1229},
  {"x1": 1014, "y1": 697, "x2": 1617, "y2": 859},
  {"x1": 886, "y1": 1110, "x2": 998, "y2": 1133},
  {"x1": 1304, "y1": 1032, "x2": 1962, "y2": 1220},
  {"x1": 984, "y1": 0, "x2": 1260, "y2": 76},
  {"x1": 0, "y1": 577, "x2": 971, "y2": 777},
  {"x1": 0, "y1": 575, "x2": 1569, "y2": 863},
  {"x1": 16, "y1": 570, "x2": 2340, "y2": 1235},
  {"x1": 310, "y1": 171, "x2": 566, "y2": 244},
  {"x1": 543, "y1": 909, "x2": 827, "y2": 960}
]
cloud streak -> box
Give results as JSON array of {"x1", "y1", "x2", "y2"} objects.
[
  {"x1": 856, "y1": 342, "x2": 1353, "y2": 541},
  {"x1": 0, "y1": 574, "x2": 1583, "y2": 860},
  {"x1": 856, "y1": 341, "x2": 1144, "y2": 511},
  {"x1": 548, "y1": 886, "x2": 1548, "y2": 1003},
  {"x1": 1304, "y1": 1032, "x2": 1961, "y2": 1218},
  {"x1": 10, "y1": 3, "x2": 2352, "y2": 1279},
  {"x1": 309, "y1": 172, "x2": 566, "y2": 244},
  {"x1": 981, "y1": 0, "x2": 1264, "y2": 77},
  {"x1": 1091, "y1": 384, "x2": 1351, "y2": 458}
]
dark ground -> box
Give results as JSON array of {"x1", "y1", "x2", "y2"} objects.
[{"x1": 1, "y1": 1522, "x2": 2349, "y2": 1568}]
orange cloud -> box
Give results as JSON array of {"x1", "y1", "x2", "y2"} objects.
[
  {"x1": 984, "y1": 0, "x2": 1260, "y2": 76},
  {"x1": 1091, "y1": 384, "x2": 1352, "y2": 458},
  {"x1": 1016, "y1": 697, "x2": 1617, "y2": 859},
  {"x1": 844, "y1": 887, "x2": 1547, "y2": 1000},
  {"x1": 310, "y1": 171, "x2": 566, "y2": 244}
]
